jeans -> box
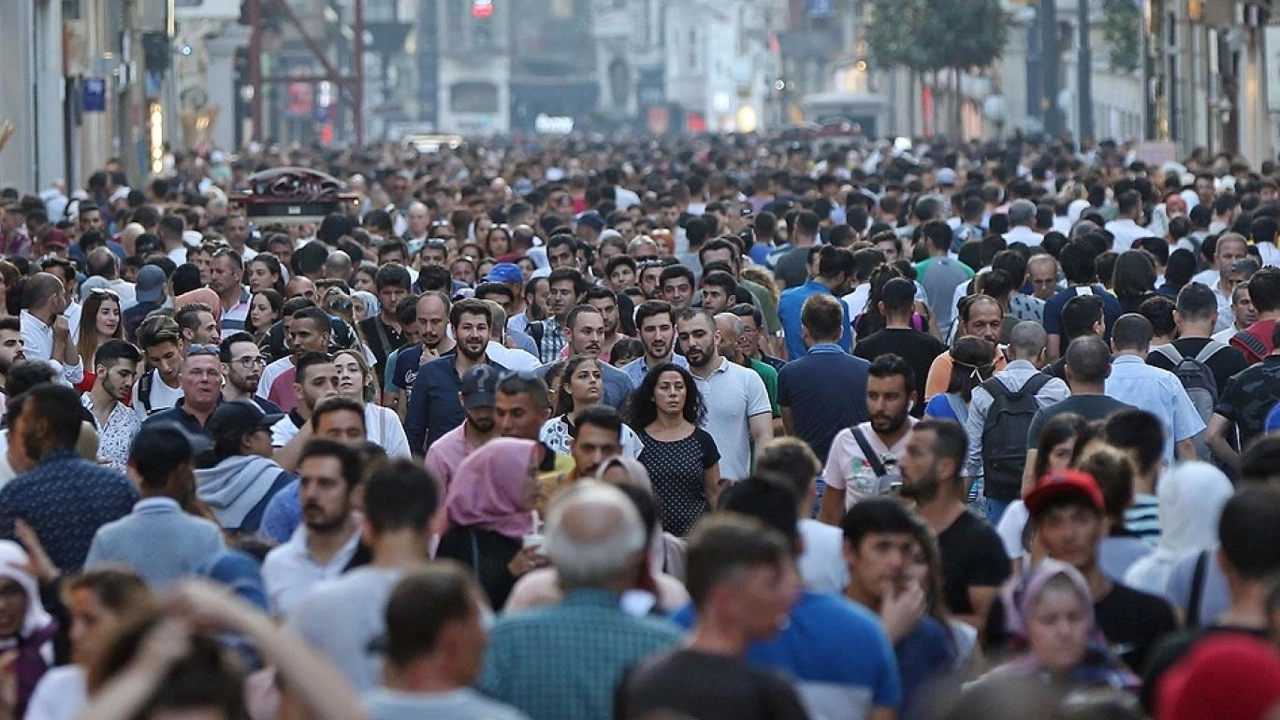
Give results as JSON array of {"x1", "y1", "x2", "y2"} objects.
[{"x1": 985, "y1": 497, "x2": 1012, "y2": 526}]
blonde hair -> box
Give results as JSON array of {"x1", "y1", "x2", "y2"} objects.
[{"x1": 334, "y1": 348, "x2": 379, "y2": 404}]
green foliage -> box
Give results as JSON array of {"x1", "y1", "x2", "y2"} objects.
[
  {"x1": 865, "y1": 0, "x2": 933, "y2": 73},
  {"x1": 866, "y1": 0, "x2": 1009, "y2": 73},
  {"x1": 1101, "y1": 0, "x2": 1141, "y2": 72}
]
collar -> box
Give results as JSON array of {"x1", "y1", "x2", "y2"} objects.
[
  {"x1": 36, "y1": 448, "x2": 81, "y2": 466},
  {"x1": 560, "y1": 588, "x2": 623, "y2": 608},
  {"x1": 134, "y1": 497, "x2": 182, "y2": 514},
  {"x1": 19, "y1": 310, "x2": 50, "y2": 331},
  {"x1": 695, "y1": 356, "x2": 729, "y2": 378},
  {"x1": 806, "y1": 343, "x2": 844, "y2": 354},
  {"x1": 1004, "y1": 359, "x2": 1038, "y2": 372},
  {"x1": 1112, "y1": 354, "x2": 1145, "y2": 365}
]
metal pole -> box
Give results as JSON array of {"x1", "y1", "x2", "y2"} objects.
[
  {"x1": 1078, "y1": 0, "x2": 1093, "y2": 141},
  {"x1": 353, "y1": 0, "x2": 364, "y2": 147},
  {"x1": 1041, "y1": 0, "x2": 1064, "y2": 136},
  {"x1": 249, "y1": 0, "x2": 262, "y2": 143}
]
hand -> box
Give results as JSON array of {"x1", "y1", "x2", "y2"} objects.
[
  {"x1": 0, "y1": 649, "x2": 17, "y2": 717},
  {"x1": 52, "y1": 315, "x2": 70, "y2": 340},
  {"x1": 421, "y1": 345, "x2": 440, "y2": 364},
  {"x1": 133, "y1": 617, "x2": 193, "y2": 676},
  {"x1": 879, "y1": 582, "x2": 926, "y2": 644},
  {"x1": 13, "y1": 520, "x2": 59, "y2": 584},
  {"x1": 507, "y1": 546, "x2": 548, "y2": 578},
  {"x1": 166, "y1": 579, "x2": 254, "y2": 633}
]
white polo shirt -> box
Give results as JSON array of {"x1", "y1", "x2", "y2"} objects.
[
  {"x1": 690, "y1": 356, "x2": 771, "y2": 482},
  {"x1": 262, "y1": 523, "x2": 362, "y2": 618}
]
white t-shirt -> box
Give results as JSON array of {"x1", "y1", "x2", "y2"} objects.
[
  {"x1": 798, "y1": 518, "x2": 848, "y2": 594},
  {"x1": 132, "y1": 369, "x2": 184, "y2": 420},
  {"x1": 691, "y1": 358, "x2": 771, "y2": 482},
  {"x1": 272, "y1": 404, "x2": 410, "y2": 455},
  {"x1": 996, "y1": 500, "x2": 1030, "y2": 561},
  {"x1": 26, "y1": 665, "x2": 86, "y2": 720},
  {"x1": 823, "y1": 419, "x2": 916, "y2": 509}
]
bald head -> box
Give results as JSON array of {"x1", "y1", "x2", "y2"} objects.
[
  {"x1": 1008, "y1": 321, "x2": 1048, "y2": 360},
  {"x1": 545, "y1": 482, "x2": 646, "y2": 590},
  {"x1": 1065, "y1": 336, "x2": 1112, "y2": 385},
  {"x1": 714, "y1": 313, "x2": 743, "y2": 344}
]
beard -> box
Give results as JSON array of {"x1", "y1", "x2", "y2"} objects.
[
  {"x1": 870, "y1": 410, "x2": 908, "y2": 436},
  {"x1": 458, "y1": 340, "x2": 487, "y2": 362},
  {"x1": 899, "y1": 471, "x2": 941, "y2": 505},
  {"x1": 469, "y1": 416, "x2": 495, "y2": 433}
]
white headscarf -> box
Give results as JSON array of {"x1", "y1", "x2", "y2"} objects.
[
  {"x1": 1124, "y1": 462, "x2": 1233, "y2": 595},
  {"x1": 0, "y1": 541, "x2": 52, "y2": 638}
]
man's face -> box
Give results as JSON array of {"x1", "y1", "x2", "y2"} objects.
[
  {"x1": 421, "y1": 247, "x2": 447, "y2": 267},
  {"x1": 659, "y1": 205, "x2": 679, "y2": 228},
  {"x1": 298, "y1": 455, "x2": 353, "y2": 533},
  {"x1": 298, "y1": 362, "x2": 341, "y2": 411},
  {"x1": 1, "y1": 211, "x2": 22, "y2": 233},
  {"x1": 866, "y1": 374, "x2": 911, "y2": 436},
  {"x1": 570, "y1": 310, "x2": 605, "y2": 356},
  {"x1": 286, "y1": 277, "x2": 316, "y2": 302},
  {"x1": 190, "y1": 249, "x2": 212, "y2": 285},
  {"x1": 97, "y1": 359, "x2": 138, "y2": 403},
  {"x1": 224, "y1": 216, "x2": 249, "y2": 246},
  {"x1": 454, "y1": 311, "x2": 491, "y2": 361},
  {"x1": 209, "y1": 256, "x2": 242, "y2": 297},
  {"x1": 548, "y1": 243, "x2": 576, "y2": 270},
  {"x1": 639, "y1": 267, "x2": 662, "y2": 298},
  {"x1": 417, "y1": 296, "x2": 449, "y2": 349},
  {"x1": 701, "y1": 284, "x2": 731, "y2": 315},
  {"x1": 406, "y1": 206, "x2": 430, "y2": 236},
  {"x1": 662, "y1": 277, "x2": 694, "y2": 310},
  {"x1": 315, "y1": 409, "x2": 366, "y2": 443},
  {"x1": 876, "y1": 240, "x2": 899, "y2": 263},
  {"x1": 1196, "y1": 177, "x2": 1216, "y2": 205},
  {"x1": 1029, "y1": 260, "x2": 1058, "y2": 300},
  {"x1": 289, "y1": 318, "x2": 329, "y2": 358},
  {"x1": 526, "y1": 279, "x2": 550, "y2": 318},
  {"x1": 701, "y1": 249, "x2": 736, "y2": 274},
  {"x1": 387, "y1": 177, "x2": 410, "y2": 204},
  {"x1": 639, "y1": 313, "x2": 674, "y2": 361},
  {"x1": 899, "y1": 428, "x2": 943, "y2": 503},
  {"x1": 843, "y1": 532, "x2": 914, "y2": 605},
  {"x1": 180, "y1": 355, "x2": 222, "y2": 406},
  {"x1": 79, "y1": 210, "x2": 104, "y2": 235},
  {"x1": 735, "y1": 315, "x2": 762, "y2": 358},
  {"x1": 0, "y1": 329, "x2": 25, "y2": 374},
  {"x1": 677, "y1": 314, "x2": 719, "y2": 369},
  {"x1": 1036, "y1": 503, "x2": 1103, "y2": 570},
  {"x1": 586, "y1": 297, "x2": 619, "y2": 336},
  {"x1": 378, "y1": 285, "x2": 408, "y2": 320},
  {"x1": 1216, "y1": 239, "x2": 1247, "y2": 270},
  {"x1": 571, "y1": 424, "x2": 622, "y2": 476},
  {"x1": 186, "y1": 311, "x2": 219, "y2": 346},
  {"x1": 1234, "y1": 288, "x2": 1258, "y2": 327},
  {"x1": 223, "y1": 341, "x2": 265, "y2": 394},
  {"x1": 146, "y1": 341, "x2": 182, "y2": 384},
  {"x1": 546, "y1": 280, "x2": 577, "y2": 318},
  {"x1": 731, "y1": 560, "x2": 800, "y2": 642},
  {"x1": 962, "y1": 301, "x2": 1003, "y2": 345},
  {"x1": 616, "y1": 220, "x2": 636, "y2": 241},
  {"x1": 463, "y1": 402, "x2": 496, "y2": 433},
  {"x1": 495, "y1": 391, "x2": 549, "y2": 440}
]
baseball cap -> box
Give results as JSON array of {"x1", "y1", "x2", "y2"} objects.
[
  {"x1": 207, "y1": 399, "x2": 286, "y2": 444},
  {"x1": 459, "y1": 365, "x2": 500, "y2": 409},
  {"x1": 937, "y1": 168, "x2": 958, "y2": 186},
  {"x1": 43, "y1": 229, "x2": 69, "y2": 249},
  {"x1": 79, "y1": 276, "x2": 114, "y2": 302},
  {"x1": 486, "y1": 263, "x2": 523, "y2": 284},
  {"x1": 1156, "y1": 635, "x2": 1280, "y2": 720},
  {"x1": 182, "y1": 230, "x2": 204, "y2": 247},
  {"x1": 576, "y1": 211, "x2": 605, "y2": 232},
  {"x1": 1024, "y1": 469, "x2": 1105, "y2": 517},
  {"x1": 129, "y1": 421, "x2": 214, "y2": 479},
  {"x1": 136, "y1": 265, "x2": 166, "y2": 303}
]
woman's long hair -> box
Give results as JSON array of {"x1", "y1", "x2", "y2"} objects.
[
  {"x1": 76, "y1": 290, "x2": 123, "y2": 369},
  {"x1": 626, "y1": 362, "x2": 706, "y2": 430},
  {"x1": 334, "y1": 347, "x2": 379, "y2": 404},
  {"x1": 1111, "y1": 249, "x2": 1157, "y2": 300},
  {"x1": 246, "y1": 289, "x2": 283, "y2": 337},
  {"x1": 248, "y1": 254, "x2": 286, "y2": 295},
  {"x1": 554, "y1": 355, "x2": 602, "y2": 417},
  {"x1": 1032, "y1": 412, "x2": 1087, "y2": 480},
  {"x1": 855, "y1": 263, "x2": 902, "y2": 338}
]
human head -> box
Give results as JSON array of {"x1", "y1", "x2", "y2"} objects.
[
  {"x1": 676, "y1": 308, "x2": 720, "y2": 371},
  {"x1": 1025, "y1": 469, "x2": 1106, "y2": 570},
  {"x1": 416, "y1": 291, "x2": 451, "y2": 350},
  {"x1": 65, "y1": 569, "x2": 151, "y2": 666},
  {"x1": 634, "y1": 300, "x2": 676, "y2": 362},
  {"x1": 381, "y1": 564, "x2": 487, "y2": 686},
  {"x1": 1033, "y1": 413, "x2": 1087, "y2": 480},
  {"x1": 866, "y1": 353, "x2": 914, "y2": 436},
  {"x1": 296, "y1": 438, "x2": 363, "y2": 533},
  {"x1": 898, "y1": 420, "x2": 967, "y2": 504},
  {"x1": 363, "y1": 458, "x2": 440, "y2": 544},
  {"x1": 545, "y1": 481, "x2": 647, "y2": 591},
  {"x1": 1028, "y1": 255, "x2": 1059, "y2": 300},
  {"x1": 565, "y1": 304, "x2": 605, "y2": 357},
  {"x1": 1218, "y1": 487, "x2": 1280, "y2": 587},
  {"x1": 449, "y1": 298, "x2": 492, "y2": 362},
  {"x1": 287, "y1": 307, "x2": 331, "y2": 360},
  {"x1": 800, "y1": 292, "x2": 844, "y2": 346},
  {"x1": 128, "y1": 422, "x2": 210, "y2": 498},
  {"x1": 546, "y1": 268, "x2": 583, "y2": 320},
  {"x1": 309, "y1": 396, "x2": 368, "y2": 444},
  {"x1": 1214, "y1": 232, "x2": 1249, "y2": 271},
  {"x1": 0, "y1": 316, "x2": 25, "y2": 377},
  {"x1": 92, "y1": 340, "x2": 141, "y2": 405},
  {"x1": 208, "y1": 249, "x2": 243, "y2": 299},
  {"x1": 627, "y1": 363, "x2": 704, "y2": 431},
  {"x1": 1102, "y1": 407, "x2": 1165, "y2": 479},
  {"x1": 1001, "y1": 560, "x2": 1094, "y2": 673},
  {"x1": 957, "y1": 295, "x2": 1003, "y2": 344},
  {"x1": 494, "y1": 372, "x2": 551, "y2": 440},
  {"x1": 293, "y1": 351, "x2": 340, "y2": 413},
  {"x1": 840, "y1": 497, "x2": 919, "y2": 605},
  {"x1": 179, "y1": 344, "x2": 222, "y2": 412},
  {"x1": 206, "y1": 399, "x2": 283, "y2": 463},
  {"x1": 374, "y1": 264, "x2": 412, "y2": 320},
  {"x1": 1248, "y1": 267, "x2": 1280, "y2": 315},
  {"x1": 1064, "y1": 336, "x2": 1112, "y2": 386},
  {"x1": 659, "y1": 265, "x2": 696, "y2": 310},
  {"x1": 570, "y1": 405, "x2": 624, "y2": 477},
  {"x1": 137, "y1": 316, "x2": 183, "y2": 386},
  {"x1": 754, "y1": 438, "x2": 821, "y2": 511},
  {"x1": 684, "y1": 512, "x2": 797, "y2": 640},
  {"x1": 1110, "y1": 312, "x2": 1153, "y2": 356},
  {"x1": 700, "y1": 272, "x2": 736, "y2": 315},
  {"x1": 218, "y1": 332, "x2": 266, "y2": 396},
  {"x1": 1007, "y1": 321, "x2": 1049, "y2": 364}
]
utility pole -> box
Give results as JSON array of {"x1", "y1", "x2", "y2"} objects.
[
  {"x1": 1040, "y1": 0, "x2": 1065, "y2": 135},
  {"x1": 1077, "y1": 0, "x2": 1093, "y2": 141}
]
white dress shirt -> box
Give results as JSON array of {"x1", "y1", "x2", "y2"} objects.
[
  {"x1": 20, "y1": 310, "x2": 83, "y2": 386},
  {"x1": 262, "y1": 523, "x2": 362, "y2": 618}
]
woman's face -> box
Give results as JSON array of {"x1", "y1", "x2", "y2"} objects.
[
  {"x1": 1048, "y1": 437, "x2": 1077, "y2": 473},
  {"x1": 353, "y1": 270, "x2": 376, "y2": 294},
  {"x1": 68, "y1": 588, "x2": 118, "y2": 665},
  {"x1": 248, "y1": 260, "x2": 277, "y2": 293},
  {"x1": 900, "y1": 540, "x2": 929, "y2": 596},
  {"x1": 568, "y1": 361, "x2": 603, "y2": 405},
  {"x1": 0, "y1": 578, "x2": 28, "y2": 637},
  {"x1": 488, "y1": 230, "x2": 511, "y2": 257},
  {"x1": 1026, "y1": 584, "x2": 1091, "y2": 673},
  {"x1": 473, "y1": 215, "x2": 492, "y2": 241},
  {"x1": 517, "y1": 258, "x2": 536, "y2": 282},
  {"x1": 653, "y1": 370, "x2": 686, "y2": 418},
  {"x1": 452, "y1": 260, "x2": 476, "y2": 286},
  {"x1": 96, "y1": 298, "x2": 121, "y2": 338},
  {"x1": 334, "y1": 353, "x2": 366, "y2": 400},
  {"x1": 522, "y1": 451, "x2": 542, "y2": 509},
  {"x1": 249, "y1": 294, "x2": 274, "y2": 330},
  {"x1": 353, "y1": 295, "x2": 368, "y2": 322}
]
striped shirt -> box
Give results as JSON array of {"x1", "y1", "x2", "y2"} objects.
[{"x1": 1124, "y1": 493, "x2": 1160, "y2": 546}]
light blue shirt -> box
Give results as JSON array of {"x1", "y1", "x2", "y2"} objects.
[
  {"x1": 779, "y1": 280, "x2": 853, "y2": 360},
  {"x1": 621, "y1": 352, "x2": 689, "y2": 388},
  {"x1": 1103, "y1": 355, "x2": 1206, "y2": 464}
]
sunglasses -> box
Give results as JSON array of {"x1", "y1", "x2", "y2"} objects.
[
  {"x1": 326, "y1": 296, "x2": 354, "y2": 312},
  {"x1": 185, "y1": 343, "x2": 220, "y2": 357},
  {"x1": 89, "y1": 287, "x2": 121, "y2": 300}
]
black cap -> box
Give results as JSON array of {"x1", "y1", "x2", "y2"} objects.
[
  {"x1": 130, "y1": 421, "x2": 214, "y2": 479},
  {"x1": 459, "y1": 365, "x2": 500, "y2": 409},
  {"x1": 207, "y1": 399, "x2": 286, "y2": 441}
]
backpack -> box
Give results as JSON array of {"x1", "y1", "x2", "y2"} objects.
[
  {"x1": 1151, "y1": 341, "x2": 1226, "y2": 461},
  {"x1": 137, "y1": 370, "x2": 155, "y2": 414},
  {"x1": 980, "y1": 374, "x2": 1052, "y2": 501}
]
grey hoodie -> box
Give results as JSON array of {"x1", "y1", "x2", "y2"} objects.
[{"x1": 196, "y1": 455, "x2": 290, "y2": 531}]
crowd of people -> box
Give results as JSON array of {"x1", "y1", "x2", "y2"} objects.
[{"x1": 0, "y1": 134, "x2": 1280, "y2": 718}]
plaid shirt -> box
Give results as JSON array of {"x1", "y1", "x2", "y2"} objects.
[
  {"x1": 536, "y1": 317, "x2": 567, "y2": 365},
  {"x1": 478, "y1": 588, "x2": 684, "y2": 720}
]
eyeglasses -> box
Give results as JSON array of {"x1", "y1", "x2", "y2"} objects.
[
  {"x1": 232, "y1": 355, "x2": 268, "y2": 369},
  {"x1": 185, "y1": 343, "x2": 220, "y2": 357}
]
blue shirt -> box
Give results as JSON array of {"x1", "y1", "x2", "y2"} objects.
[
  {"x1": 671, "y1": 591, "x2": 902, "y2": 717},
  {"x1": 260, "y1": 479, "x2": 301, "y2": 544},
  {"x1": 389, "y1": 344, "x2": 427, "y2": 395},
  {"x1": 0, "y1": 449, "x2": 139, "y2": 572},
  {"x1": 1104, "y1": 355, "x2": 1207, "y2": 465},
  {"x1": 776, "y1": 344, "x2": 870, "y2": 462},
  {"x1": 894, "y1": 616, "x2": 956, "y2": 717},
  {"x1": 621, "y1": 353, "x2": 689, "y2": 389},
  {"x1": 779, "y1": 280, "x2": 853, "y2": 359},
  {"x1": 1043, "y1": 284, "x2": 1122, "y2": 343},
  {"x1": 143, "y1": 398, "x2": 219, "y2": 437},
  {"x1": 405, "y1": 356, "x2": 507, "y2": 455}
]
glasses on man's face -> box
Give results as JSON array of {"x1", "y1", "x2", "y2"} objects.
[
  {"x1": 233, "y1": 355, "x2": 267, "y2": 369},
  {"x1": 185, "y1": 343, "x2": 220, "y2": 358}
]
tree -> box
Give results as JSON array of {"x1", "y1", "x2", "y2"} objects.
[{"x1": 918, "y1": 0, "x2": 1009, "y2": 137}]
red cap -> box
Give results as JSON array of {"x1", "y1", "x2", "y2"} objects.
[
  {"x1": 42, "y1": 229, "x2": 69, "y2": 249},
  {"x1": 1157, "y1": 635, "x2": 1280, "y2": 720},
  {"x1": 1024, "y1": 469, "x2": 1104, "y2": 516}
]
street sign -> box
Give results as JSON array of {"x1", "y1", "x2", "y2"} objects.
[{"x1": 83, "y1": 78, "x2": 107, "y2": 112}]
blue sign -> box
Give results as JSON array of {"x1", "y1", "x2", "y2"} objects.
[
  {"x1": 809, "y1": 0, "x2": 833, "y2": 17},
  {"x1": 83, "y1": 78, "x2": 107, "y2": 112}
]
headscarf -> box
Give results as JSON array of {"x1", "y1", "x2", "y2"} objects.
[
  {"x1": 352, "y1": 290, "x2": 380, "y2": 321},
  {"x1": 1124, "y1": 461, "x2": 1233, "y2": 595},
  {"x1": 594, "y1": 455, "x2": 652, "y2": 492},
  {"x1": 445, "y1": 438, "x2": 540, "y2": 539},
  {"x1": 0, "y1": 541, "x2": 52, "y2": 638}
]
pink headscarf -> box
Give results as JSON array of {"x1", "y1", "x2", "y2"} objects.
[{"x1": 445, "y1": 438, "x2": 540, "y2": 539}]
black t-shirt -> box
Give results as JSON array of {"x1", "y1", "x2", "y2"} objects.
[
  {"x1": 615, "y1": 649, "x2": 808, "y2": 720},
  {"x1": 937, "y1": 510, "x2": 1011, "y2": 616},
  {"x1": 1139, "y1": 625, "x2": 1268, "y2": 714},
  {"x1": 854, "y1": 328, "x2": 946, "y2": 418},
  {"x1": 1147, "y1": 337, "x2": 1250, "y2": 396},
  {"x1": 1027, "y1": 395, "x2": 1134, "y2": 448},
  {"x1": 984, "y1": 580, "x2": 1178, "y2": 674}
]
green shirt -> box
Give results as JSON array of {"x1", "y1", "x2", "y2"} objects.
[
  {"x1": 741, "y1": 278, "x2": 782, "y2": 334},
  {"x1": 749, "y1": 358, "x2": 781, "y2": 417}
]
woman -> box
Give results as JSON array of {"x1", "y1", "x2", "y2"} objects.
[
  {"x1": 73, "y1": 288, "x2": 124, "y2": 393},
  {"x1": 350, "y1": 263, "x2": 377, "y2": 294},
  {"x1": 247, "y1": 254, "x2": 286, "y2": 295},
  {"x1": 436, "y1": 438, "x2": 544, "y2": 609},
  {"x1": 195, "y1": 399, "x2": 295, "y2": 535},
  {"x1": 1112, "y1": 249, "x2": 1158, "y2": 314},
  {"x1": 26, "y1": 569, "x2": 152, "y2": 720},
  {"x1": 975, "y1": 560, "x2": 1137, "y2": 693},
  {"x1": 855, "y1": 264, "x2": 928, "y2": 338},
  {"x1": 331, "y1": 349, "x2": 410, "y2": 459},
  {"x1": 627, "y1": 363, "x2": 721, "y2": 536},
  {"x1": 0, "y1": 541, "x2": 60, "y2": 718},
  {"x1": 246, "y1": 289, "x2": 283, "y2": 341},
  {"x1": 486, "y1": 224, "x2": 512, "y2": 258},
  {"x1": 541, "y1": 355, "x2": 644, "y2": 457},
  {"x1": 999, "y1": 413, "x2": 1088, "y2": 574},
  {"x1": 351, "y1": 290, "x2": 379, "y2": 324},
  {"x1": 609, "y1": 338, "x2": 644, "y2": 368},
  {"x1": 1124, "y1": 461, "x2": 1233, "y2": 596},
  {"x1": 924, "y1": 336, "x2": 996, "y2": 423}
]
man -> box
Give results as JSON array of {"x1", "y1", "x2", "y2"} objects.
[
  {"x1": 84, "y1": 422, "x2": 225, "y2": 588},
  {"x1": 820, "y1": 354, "x2": 918, "y2": 524},
  {"x1": 1105, "y1": 313, "x2": 1204, "y2": 465},
  {"x1": 924, "y1": 294, "x2": 1008, "y2": 399},
  {"x1": 756, "y1": 439, "x2": 848, "y2": 594},
  {"x1": 1101, "y1": 408, "x2": 1167, "y2": 542},
  {"x1": 494, "y1": 372, "x2": 575, "y2": 478},
  {"x1": 81, "y1": 340, "x2": 142, "y2": 471},
  {"x1": 1150, "y1": 282, "x2": 1248, "y2": 395},
  {"x1": 622, "y1": 300, "x2": 688, "y2": 387},
  {"x1": 728, "y1": 303, "x2": 785, "y2": 372},
  {"x1": 365, "y1": 566, "x2": 529, "y2": 720},
  {"x1": 1196, "y1": 233, "x2": 1250, "y2": 335},
  {"x1": 1004, "y1": 199, "x2": 1044, "y2": 248},
  {"x1": 899, "y1": 420, "x2": 1010, "y2": 627},
  {"x1": 290, "y1": 459, "x2": 442, "y2": 693},
  {"x1": 580, "y1": 286, "x2": 624, "y2": 361},
  {"x1": 218, "y1": 332, "x2": 281, "y2": 413},
  {"x1": 0, "y1": 317, "x2": 26, "y2": 414},
  {"x1": 1027, "y1": 254, "x2": 1060, "y2": 301},
  {"x1": 854, "y1": 277, "x2": 947, "y2": 416},
  {"x1": 771, "y1": 210, "x2": 821, "y2": 290},
  {"x1": 425, "y1": 365, "x2": 499, "y2": 493},
  {"x1": 778, "y1": 246, "x2": 855, "y2": 359},
  {"x1": 1044, "y1": 240, "x2": 1123, "y2": 359},
  {"x1": 531, "y1": 268, "x2": 579, "y2": 363},
  {"x1": 209, "y1": 249, "x2": 250, "y2": 331},
  {"x1": 1207, "y1": 323, "x2": 1280, "y2": 469},
  {"x1": 678, "y1": 309, "x2": 772, "y2": 482},
  {"x1": 20, "y1": 272, "x2": 81, "y2": 386},
  {"x1": 86, "y1": 247, "x2": 136, "y2": 310},
  {"x1": 539, "y1": 405, "x2": 629, "y2": 508},
  {"x1": 174, "y1": 302, "x2": 220, "y2": 347},
  {"x1": 262, "y1": 438, "x2": 364, "y2": 617},
  {"x1": 360, "y1": 264, "x2": 412, "y2": 379},
  {"x1": 509, "y1": 276, "x2": 549, "y2": 338},
  {"x1": 555, "y1": 305, "x2": 633, "y2": 408},
  {"x1": 716, "y1": 313, "x2": 780, "y2": 432},
  {"x1": 480, "y1": 482, "x2": 683, "y2": 720},
  {"x1": 405, "y1": 299, "x2": 508, "y2": 454},
  {"x1": 0, "y1": 385, "x2": 138, "y2": 572},
  {"x1": 123, "y1": 265, "x2": 167, "y2": 343},
  {"x1": 132, "y1": 316, "x2": 184, "y2": 418},
  {"x1": 158, "y1": 213, "x2": 188, "y2": 264},
  {"x1": 618, "y1": 513, "x2": 807, "y2": 720},
  {"x1": 1105, "y1": 190, "x2": 1147, "y2": 252},
  {"x1": 963, "y1": 322, "x2": 1069, "y2": 523},
  {"x1": 259, "y1": 307, "x2": 331, "y2": 413},
  {"x1": 222, "y1": 212, "x2": 256, "y2": 261},
  {"x1": 841, "y1": 499, "x2": 956, "y2": 712},
  {"x1": 700, "y1": 271, "x2": 737, "y2": 316},
  {"x1": 659, "y1": 265, "x2": 697, "y2": 312},
  {"x1": 984, "y1": 468, "x2": 1177, "y2": 673},
  {"x1": 1213, "y1": 280, "x2": 1257, "y2": 343},
  {"x1": 142, "y1": 344, "x2": 223, "y2": 435},
  {"x1": 390, "y1": 292, "x2": 456, "y2": 420},
  {"x1": 196, "y1": 399, "x2": 291, "y2": 534},
  {"x1": 269, "y1": 352, "x2": 341, "y2": 447},
  {"x1": 1230, "y1": 266, "x2": 1280, "y2": 363},
  {"x1": 915, "y1": 221, "x2": 975, "y2": 340}
]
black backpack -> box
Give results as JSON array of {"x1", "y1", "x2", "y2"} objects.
[{"x1": 980, "y1": 374, "x2": 1051, "y2": 501}]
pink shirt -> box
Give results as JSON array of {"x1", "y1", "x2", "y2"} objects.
[
  {"x1": 424, "y1": 423, "x2": 477, "y2": 494},
  {"x1": 268, "y1": 367, "x2": 299, "y2": 413}
]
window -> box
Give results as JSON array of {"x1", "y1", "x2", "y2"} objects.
[{"x1": 450, "y1": 82, "x2": 499, "y2": 113}]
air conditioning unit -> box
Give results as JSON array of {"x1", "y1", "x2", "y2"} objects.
[{"x1": 176, "y1": 0, "x2": 239, "y2": 22}]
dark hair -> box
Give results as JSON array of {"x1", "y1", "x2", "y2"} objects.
[
  {"x1": 913, "y1": 419, "x2": 969, "y2": 482},
  {"x1": 364, "y1": 458, "x2": 439, "y2": 534},
  {"x1": 1219, "y1": 488, "x2": 1280, "y2": 580},
  {"x1": 290, "y1": 307, "x2": 331, "y2": 336},
  {"x1": 1240, "y1": 434, "x2": 1280, "y2": 484},
  {"x1": 67, "y1": 568, "x2": 151, "y2": 616},
  {"x1": 659, "y1": 264, "x2": 695, "y2": 289},
  {"x1": 573, "y1": 404, "x2": 624, "y2": 440},
  {"x1": 555, "y1": 355, "x2": 602, "y2": 416},
  {"x1": 1111, "y1": 250, "x2": 1156, "y2": 299},
  {"x1": 946, "y1": 336, "x2": 996, "y2": 401},
  {"x1": 717, "y1": 475, "x2": 801, "y2": 554},
  {"x1": 1137, "y1": 295, "x2": 1176, "y2": 338},
  {"x1": 297, "y1": 437, "x2": 363, "y2": 489},
  {"x1": 868, "y1": 353, "x2": 915, "y2": 393},
  {"x1": 17, "y1": 384, "x2": 83, "y2": 451},
  {"x1": 294, "y1": 351, "x2": 334, "y2": 386},
  {"x1": 1174, "y1": 282, "x2": 1218, "y2": 323},
  {"x1": 1061, "y1": 293, "x2": 1104, "y2": 341},
  {"x1": 633, "y1": 299, "x2": 675, "y2": 330},
  {"x1": 565, "y1": 304, "x2": 602, "y2": 332},
  {"x1": 1249, "y1": 267, "x2": 1280, "y2": 313},
  {"x1": 685, "y1": 514, "x2": 793, "y2": 608},
  {"x1": 496, "y1": 372, "x2": 550, "y2": 411},
  {"x1": 1103, "y1": 408, "x2": 1165, "y2": 476},
  {"x1": 817, "y1": 246, "x2": 856, "y2": 280},
  {"x1": 701, "y1": 271, "x2": 736, "y2": 298},
  {"x1": 6, "y1": 361, "x2": 58, "y2": 398},
  {"x1": 841, "y1": 497, "x2": 918, "y2": 551},
  {"x1": 174, "y1": 302, "x2": 214, "y2": 338},
  {"x1": 801, "y1": 293, "x2": 844, "y2": 342},
  {"x1": 1059, "y1": 241, "x2": 1098, "y2": 284},
  {"x1": 1111, "y1": 313, "x2": 1154, "y2": 351},
  {"x1": 94, "y1": 338, "x2": 141, "y2": 371},
  {"x1": 1064, "y1": 336, "x2": 1111, "y2": 384},
  {"x1": 627, "y1": 362, "x2": 706, "y2": 429},
  {"x1": 309, "y1": 395, "x2": 366, "y2": 433},
  {"x1": 1033, "y1": 412, "x2": 1087, "y2": 480},
  {"x1": 754, "y1": 439, "x2": 821, "y2": 500},
  {"x1": 374, "y1": 263, "x2": 412, "y2": 292},
  {"x1": 449, "y1": 298, "x2": 492, "y2": 328},
  {"x1": 383, "y1": 564, "x2": 478, "y2": 666},
  {"x1": 474, "y1": 282, "x2": 514, "y2": 303},
  {"x1": 547, "y1": 267, "x2": 585, "y2": 295}
]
